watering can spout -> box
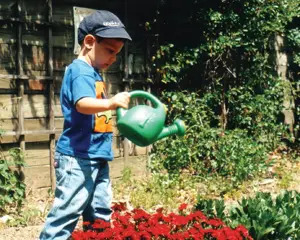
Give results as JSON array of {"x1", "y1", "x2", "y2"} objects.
[{"x1": 157, "y1": 119, "x2": 186, "y2": 141}]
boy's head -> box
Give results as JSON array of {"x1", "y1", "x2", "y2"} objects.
[{"x1": 78, "y1": 10, "x2": 132, "y2": 70}]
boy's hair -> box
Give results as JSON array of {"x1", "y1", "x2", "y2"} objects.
[
  {"x1": 79, "y1": 35, "x2": 125, "y2": 47},
  {"x1": 78, "y1": 10, "x2": 132, "y2": 45},
  {"x1": 78, "y1": 35, "x2": 103, "y2": 46}
]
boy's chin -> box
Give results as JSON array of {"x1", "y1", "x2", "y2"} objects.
[{"x1": 99, "y1": 64, "x2": 110, "y2": 70}]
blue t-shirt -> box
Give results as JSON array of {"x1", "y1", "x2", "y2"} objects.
[{"x1": 56, "y1": 59, "x2": 114, "y2": 160}]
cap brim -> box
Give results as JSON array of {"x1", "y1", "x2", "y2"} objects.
[{"x1": 95, "y1": 28, "x2": 132, "y2": 41}]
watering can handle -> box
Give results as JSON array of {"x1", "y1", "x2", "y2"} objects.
[{"x1": 116, "y1": 90, "x2": 163, "y2": 119}]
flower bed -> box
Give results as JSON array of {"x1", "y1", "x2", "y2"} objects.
[{"x1": 72, "y1": 203, "x2": 252, "y2": 240}]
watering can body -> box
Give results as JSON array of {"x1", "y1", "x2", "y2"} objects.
[{"x1": 116, "y1": 90, "x2": 185, "y2": 147}]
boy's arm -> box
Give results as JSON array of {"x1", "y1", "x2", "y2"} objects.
[{"x1": 76, "y1": 92, "x2": 130, "y2": 115}]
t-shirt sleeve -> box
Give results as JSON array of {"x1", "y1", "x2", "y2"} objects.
[{"x1": 71, "y1": 75, "x2": 95, "y2": 105}]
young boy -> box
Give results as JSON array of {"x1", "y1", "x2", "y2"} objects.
[{"x1": 39, "y1": 10, "x2": 132, "y2": 240}]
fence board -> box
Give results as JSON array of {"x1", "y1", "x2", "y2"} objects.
[
  {"x1": 24, "y1": 165, "x2": 51, "y2": 189},
  {"x1": 0, "y1": 94, "x2": 62, "y2": 119},
  {"x1": 0, "y1": 1, "x2": 18, "y2": 19},
  {"x1": 25, "y1": 142, "x2": 49, "y2": 166},
  {"x1": 0, "y1": 42, "x2": 17, "y2": 74}
]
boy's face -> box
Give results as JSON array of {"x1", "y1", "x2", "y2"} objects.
[{"x1": 85, "y1": 35, "x2": 124, "y2": 70}]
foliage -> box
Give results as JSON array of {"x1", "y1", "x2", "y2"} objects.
[
  {"x1": 0, "y1": 146, "x2": 26, "y2": 214},
  {"x1": 148, "y1": 0, "x2": 299, "y2": 178},
  {"x1": 72, "y1": 202, "x2": 252, "y2": 240},
  {"x1": 150, "y1": 91, "x2": 271, "y2": 187},
  {"x1": 195, "y1": 191, "x2": 300, "y2": 240}
]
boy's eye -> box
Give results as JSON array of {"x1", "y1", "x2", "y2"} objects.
[{"x1": 107, "y1": 49, "x2": 115, "y2": 54}]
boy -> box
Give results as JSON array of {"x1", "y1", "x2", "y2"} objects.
[{"x1": 39, "y1": 10, "x2": 132, "y2": 240}]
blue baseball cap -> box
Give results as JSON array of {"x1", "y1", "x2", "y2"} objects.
[{"x1": 78, "y1": 10, "x2": 132, "y2": 43}]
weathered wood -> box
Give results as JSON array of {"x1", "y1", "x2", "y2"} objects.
[
  {"x1": 23, "y1": 165, "x2": 51, "y2": 189},
  {"x1": 52, "y1": 4, "x2": 73, "y2": 26},
  {"x1": 25, "y1": 142, "x2": 50, "y2": 166},
  {"x1": 1, "y1": 132, "x2": 122, "y2": 158},
  {"x1": 0, "y1": 74, "x2": 64, "y2": 90},
  {"x1": 0, "y1": 118, "x2": 63, "y2": 132},
  {"x1": 0, "y1": 42, "x2": 17, "y2": 74},
  {"x1": 23, "y1": 45, "x2": 47, "y2": 72},
  {"x1": 48, "y1": 0, "x2": 56, "y2": 191},
  {"x1": 0, "y1": 0, "x2": 149, "y2": 192},
  {"x1": 1, "y1": 133, "x2": 52, "y2": 143},
  {"x1": 53, "y1": 47, "x2": 74, "y2": 71},
  {"x1": 0, "y1": 94, "x2": 62, "y2": 119},
  {"x1": 22, "y1": 0, "x2": 48, "y2": 22},
  {"x1": 53, "y1": 29, "x2": 73, "y2": 48},
  {"x1": 16, "y1": 0, "x2": 25, "y2": 161},
  {"x1": 0, "y1": 1, "x2": 18, "y2": 19},
  {"x1": 109, "y1": 155, "x2": 147, "y2": 179}
]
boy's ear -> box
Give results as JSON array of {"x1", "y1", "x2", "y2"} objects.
[{"x1": 83, "y1": 34, "x2": 96, "y2": 49}]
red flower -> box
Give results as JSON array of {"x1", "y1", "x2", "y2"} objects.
[
  {"x1": 138, "y1": 231, "x2": 152, "y2": 240},
  {"x1": 235, "y1": 225, "x2": 253, "y2": 239},
  {"x1": 111, "y1": 202, "x2": 127, "y2": 212},
  {"x1": 92, "y1": 219, "x2": 111, "y2": 229},
  {"x1": 178, "y1": 203, "x2": 188, "y2": 211},
  {"x1": 96, "y1": 228, "x2": 114, "y2": 239},
  {"x1": 133, "y1": 208, "x2": 151, "y2": 221},
  {"x1": 156, "y1": 207, "x2": 164, "y2": 213},
  {"x1": 189, "y1": 211, "x2": 208, "y2": 221},
  {"x1": 170, "y1": 214, "x2": 189, "y2": 226},
  {"x1": 206, "y1": 218, "x2": 225, "y2": 227},
  {"x1": 71, "y1": 204, "x2": 252, "y2": 240}
]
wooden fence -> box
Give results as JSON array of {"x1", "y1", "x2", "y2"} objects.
[{"x1": 0, "y1": 0, "x2": 154, "y2": 190}]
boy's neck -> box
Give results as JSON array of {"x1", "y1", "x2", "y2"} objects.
[{"x1": 77, "y1": 54, "x2": 92, "y2": 67}]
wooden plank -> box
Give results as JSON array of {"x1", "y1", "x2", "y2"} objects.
[
  {"x1": 53, "y1": 47, "x2": 74, "y2": 70},
  {"x1": 0, "y1": 118, "x2": 57, "y2": 132},
  {"x1": 109, "y1": 155, "x2": 147, "y2": 179},
  {"x1": 48, "y1": 0, "x2": 56, "y2": 191},
  {"x1": 1, "y1": 116, "x2": 117, "y2": 135},
  {"x1": 25, "y1": 142, "x2": 50, "y2": 166},
  {"x1": 52, "y1": 4, "x2": 73, "y2": 26},
  {"x1": 1, "y1": 134, "x2": 50, "y2": 143},
  {"x1": 22, "y1": 0, "x2": 47, "y2": 22},
  {"x1": 23, "y1": 45, "x2": 47, "y2": 71},
  {"x1": 105, "y1": 80, "x2": 123, "y2": 97},
  {"x1": 23, "y1": 165, "x2": 51, "y2": 189},
  {"x1": 0, "y1": 1, "x2": 18, "y2": 19},
  {"x1": 0, "y1": 77, "x2": 16, "y2": 89},
  {"x1": 17, "y1": 0, "x2": 25, "y2": 160},
  {"x1": 0, "y1": 75, "x2": 58, "y2": 90},
  {"x1": 1, "y1": 133, "x2": 121, "y2": 158},
  {"x1": 0, "y1": 42, "x2": 17, "y2": 73},
  {"x1": 52, "y1": 28, "x2": 73, "y2": 48},
  {"x1": 0, "y1": 94, "x2": 62, "y2": 119}
]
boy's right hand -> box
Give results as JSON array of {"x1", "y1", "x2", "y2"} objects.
[{"x1": 109, "y1": 92, "x2": 130, "y2": 109}]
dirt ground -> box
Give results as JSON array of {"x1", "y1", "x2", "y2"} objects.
[{"x1": 0, "y1": 156, "x2": 299, "y2": 240}]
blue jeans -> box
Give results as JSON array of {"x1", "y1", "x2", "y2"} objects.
[{"x1": 39, "y1": 152, "x2": 112, "y2": 240}]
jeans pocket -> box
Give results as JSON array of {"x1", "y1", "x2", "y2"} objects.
[{"x1": 55, "y1": 153, "x2": 71, "y2": 182}]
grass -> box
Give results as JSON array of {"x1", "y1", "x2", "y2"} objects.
[{"x1": 112, "y1": 151, "x2": 300, "y2": 212}]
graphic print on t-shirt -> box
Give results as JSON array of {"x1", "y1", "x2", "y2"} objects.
[{"x1": 94, "y1": 81, "x2": 113, "y2": 133}]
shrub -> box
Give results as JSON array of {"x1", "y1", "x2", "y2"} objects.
[
  {"x1": 0, "y1": 147, "x2": 26, "y2": 214},
  {"x1": 195, "y1": 191, "x2": 300, "y2": 240},
  {"x1": 150, "y1": 91, "x2": 270, "y2": 186}
]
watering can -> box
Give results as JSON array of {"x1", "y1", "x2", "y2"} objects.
[{"x1": 116, "y1": 90, "x2": 186, "y2": 147}]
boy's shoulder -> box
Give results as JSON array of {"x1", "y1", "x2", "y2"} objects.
[{"x1": 67, "y1": 59, "x2": 100, "y2": 80}]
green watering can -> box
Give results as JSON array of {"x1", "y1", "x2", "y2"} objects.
[{"x1": 116, "y1": 90, "x2": 186, "y2": 147}]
